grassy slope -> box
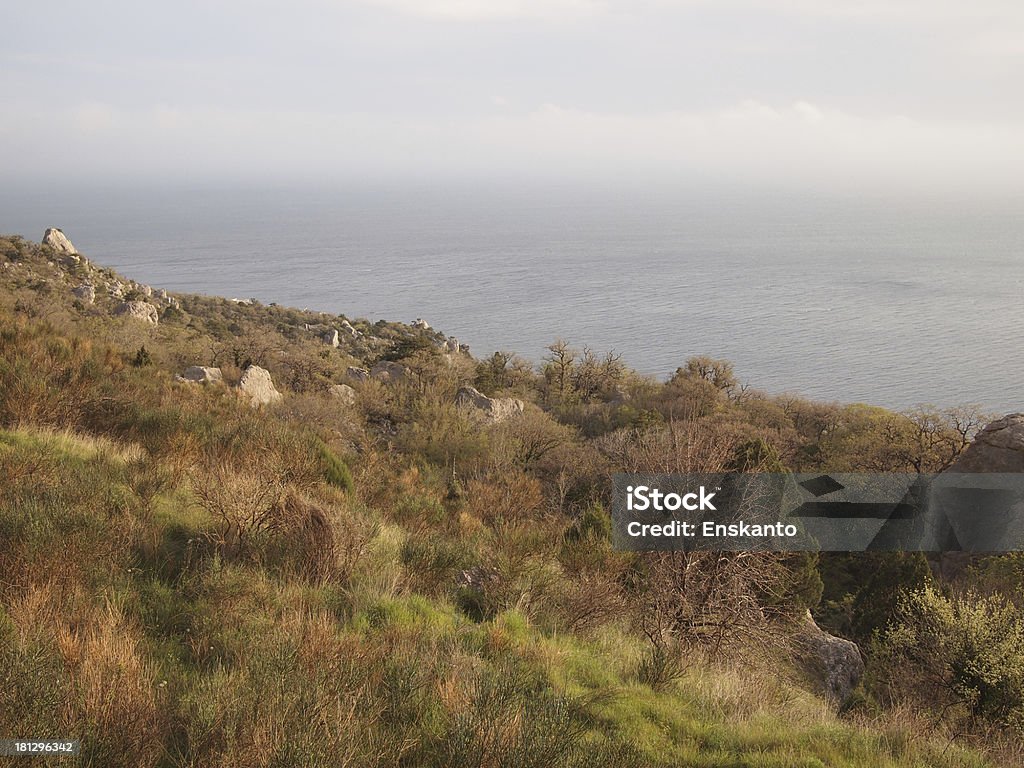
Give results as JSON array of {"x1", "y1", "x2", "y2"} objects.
[
  {"x1": 0, "y1": 234, "x2": 1005, "y2": 766},
  {"x1": 0, "y1": 429, "x2": 994, "y2": 768}
]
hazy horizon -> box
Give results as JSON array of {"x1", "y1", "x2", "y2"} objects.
[{"x1": 5, "y1": 1, "x2": 1024, "y2": 193}]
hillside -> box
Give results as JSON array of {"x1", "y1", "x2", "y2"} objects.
[{"x1": 1, "y1": 230, "x2": 1021, "y2": 767}]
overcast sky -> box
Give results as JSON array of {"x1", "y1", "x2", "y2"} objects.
[{"x1": 3, "y1": 0, "x2": 1024, "y2": 191}]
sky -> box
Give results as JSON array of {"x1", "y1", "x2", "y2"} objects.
[{"x1": 3, "y1": 0, "x2": 1024, "y2": 192}]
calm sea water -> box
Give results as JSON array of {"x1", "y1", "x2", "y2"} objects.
[{"x1": 3, "y1": 184, "x2": 1023, "y2": 411}]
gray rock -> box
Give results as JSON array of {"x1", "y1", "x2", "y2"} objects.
[
  {"x1": 238, "y1": 365, "x2": 282, "y2": 406},
  {"x1": 42, "y1": 228, "x2": 76, "y2": 255},
  {"x1": 177, "y1": 366, "x2": 223, "y2": 384},
  {"x1": 934, "y1": 414, "x2": 1024, "y2": 578},
  {"x1": 322, "y1": 329, "x2": 340, "y2": 348},
  {"x1": 370, "y1": 361, "x2": 407, "y2": 382},
  {"x1": 454, "y1": 385, "x2": 524, "y2": 422},
  {"x1": 346, "y1": 366, "x2": 370, "y2": 382},
  {"x1": 444, "y1": 337, "x2": 460, "y2": 354},
  {"x1": 328, "y1": 383, "x2": 356, "y2": 405},
  {"x1": 797, "y1": 611, "x2": 864, "y2": 705},
  {"x1": 72, "y1": 284, "x2": 95, "y2": 305},
  {"x1": 412, "y1": 318, "x2": 430, "y2": 330},
  {"x1": 114, "y1": 301, "x2": 159, "y2": 325},
  {"x1": 948, "y1": 413, "x2": 1024, "y2": 473}
]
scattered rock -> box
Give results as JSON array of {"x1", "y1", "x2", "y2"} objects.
[
  {"x1": 139, "y1": 284, "x2": 153, "y2": 297},
  {"x1": 340, "y1": 319, "x2": 359, "y2": 337},
  {"x1": 454, "y1": 385, "x2": 524, "y2": 422},
  {"x1": 109, "y1": 282, "x2": 125, "y2": 298},
  {"x1": 322, "y1": 329, "x2": 340, "y2": 348},
  {"x1": 346, "y1": 366, "x2": 370, "y2": 382},
  {"x1": 42, "y1": 228, "x2": 76, "y2": 255},
  {"x1": 370, "y1": 361, "x2": 407, "y2": 382},
  {"x1": 328, "y1": 383, "x2": 356, "y2": 405},
  {"x1": 796, "y1": 611, "x2": 864, "y2": 706},
  {"x1": 72, "y1": 284, "x2": 95, "y2": 305},
  {"x1": 238, "y1": 365, "x2": 282, "y2": 406},
  {"x1": 176, "y1": 366, "x2": 223, "y2": 384},
  {"x1": 114, "y1": 301, "x2": 159, "y2": 325},
  {"x1": 412, "y1": 318, "x2": 430, "y2": 330}
]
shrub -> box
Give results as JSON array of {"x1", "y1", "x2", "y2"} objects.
[{"x1": 869, "y1": 586, "x2": 1024, "y2": 736}]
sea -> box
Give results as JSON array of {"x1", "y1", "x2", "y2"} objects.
[{"x1": 3, "y1": 183, "x2": 1022, "y2": 412}]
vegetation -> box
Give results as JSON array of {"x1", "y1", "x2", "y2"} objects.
[{"x1": 1, "y1": 233, "x2": 1021, "y2": 766}]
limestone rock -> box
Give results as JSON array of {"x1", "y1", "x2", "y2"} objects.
[
  {"x1": 949, "y1": 413, "x2": 1024, "y2": 473},
  {"x1": 412, "y1": 318, "x2": 430, "y2": 330},
  {"x1": 114, "y1": 301, "x2": 159, "y2": 325},
  {"x1": 796, "y1": 611, "x2": 864, "y2": 705},
  {"x1": 42, "y1": 228, "x2": 76, "y2": 255},
  {"x1": 72, "y1": 284, "x2": 95, "y2": 305},
  {"x1": 454, "y1": 385, "x2": 524, "y2": 422},
  {"x1": 340, "y1": 319, "x2": 359, "y2": 337},
  {"x1": 238, "y1": 365, "x2": 282, "y2": 406},
  {"x1": 322, "y1": 329, "x2": 340, "y2": 348},
  {"x1": 370, "y1": 361, "x2": 407, "y2": 382},
  {"x1": 328, "y1": 383, "x2": 356, "y2": 405},
  {"x1": 177, "y1": 366, "x2": 223, "y2": 384},
  {"x1": 346, "y1": 366, "x2": 370, "y2": 382}
]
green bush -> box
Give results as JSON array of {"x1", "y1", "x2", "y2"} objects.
[{"x1": 870, "y1": 586, "x2": 1024, "y2": 735}]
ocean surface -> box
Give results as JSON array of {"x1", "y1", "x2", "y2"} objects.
[{"x1": 3, "y1": 184, "x2": 1023, "y2": 411}]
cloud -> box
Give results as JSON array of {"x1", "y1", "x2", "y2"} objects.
[
  {"x1": 359, "y1": 0, "x2": 606, "y2": 21},
  {"x1": 4, "y1": 99, "x2": 1023, "y2": 192}
]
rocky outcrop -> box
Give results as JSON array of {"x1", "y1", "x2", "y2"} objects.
[
  {"x1": 322, "y1": 329, "x2": 340, "y2": 348},
  {"x1": 72, "y1": 284, "x2": 95, "y2": 305},
  {"x1": 114, "y1": 301, "x2": 159, "y2": 325},
  {"x1": 347, "y1": 366, "x2": 370, "y2": 382},
  {"x1": 42, "y1": 228, "x2": 76, "y2": 255},
  {"x1": 443, "y1": 337, "x2": 460, "y2": 354},
  {"x1": 948, "y1": 413, "x2": 1024, "y2": 473},
  {"x1": 412, "y1": 318, "x2": 430, "y2": 330},
  {"x1": 328, "y1": 383, "x2": 356, "y2": 405},
  {"x1": 340, "y1": 319, "x2": 359, "y2": 337},
  {"x1": 370, "y1": 361, "x2": 406, "y2": 382},
  {"x1": 796, "y1": 611, "x2": 864, "y2": 705},
  {"x1": 238, "y1": 365, "x2": 282, "y2": 406},
  {"x1": 177, "y1": 366, "x2": 223, "y2": 384},
  {"x1": 454, "y1": 386, "x2": 524, "y2": 422}
]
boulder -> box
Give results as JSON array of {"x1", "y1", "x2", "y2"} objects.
[
  {"x1": 340, "y1": 319, "x2": 359, "y2": 337},
  {"x1": 346, "y1": 366, "x2": 370, "y2": 382},
  {"x1": 42, "y1": 228, "x2": 76, "y2": 255},
  {"x1": 796, "y1": 611, "x2": 864, "y2": 705},
  {"x1": 454, "y1": 386, "x2": 524, "y2": 422},
  {"x1": 238, "y1": 365, "x2": 282, "y2": 406},
  {"x1": 370, "y1": 361, "x2": 407, "y2": 382},
  {"x1": 177, "y1": 366, "x2": 223, "y2": 385},
  {"x1": 114, "y1": 301, "x2": 158, "y2": 325},
  {"x1": 322, "y1": 329, "x2": 340, "y2": 348},
  {"x1": 328, "y1": 383, "x2": 356, "y2": 405},
  {"x1": 72, "y1": 284, "x2": 96, "y2": 305},
  {"x1": 932, "y1": 413, "x2": 1024, "y2": 578},
  {"x1": 412, "y1": 318, "x2": 430, "y2": 330},
  {"x1": 948, "y1": 413, "x2": 1024, "y2": 473}
]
